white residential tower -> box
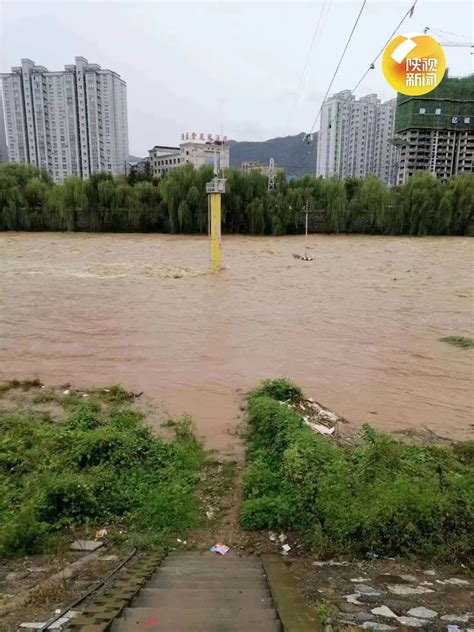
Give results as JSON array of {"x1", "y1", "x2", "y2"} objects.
[
  {"x1": 316, "y1": 91, "x2": 397, "y2": 185},
  {"x1": 0, "y1": 57, "x2": 129, "y2": 182}
]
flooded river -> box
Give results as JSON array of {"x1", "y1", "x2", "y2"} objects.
[{"x1": 1, "y1": 233, "x2": 472, "y2": 455}]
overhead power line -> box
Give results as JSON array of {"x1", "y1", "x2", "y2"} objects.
[
  {"x1": 308, "y1": 0, "x2": 368, "y2": 135},
  {"x1": 313, "y1": 0, "x2": 419, "y2": 149},
  {"x1": 350, "y1": 0, "x2": 419, "y2": 97},
  {"x1": 284, "y1": 0, "x2": 332, "y2": 134}
]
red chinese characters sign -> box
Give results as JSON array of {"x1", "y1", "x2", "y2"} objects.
[{"x1": 181, "y1": 132, "x2": 228, "y2": 142}]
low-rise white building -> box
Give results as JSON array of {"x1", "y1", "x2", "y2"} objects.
[{"x1": 149, "y1": 140, "x2": 229, "y2": 178}]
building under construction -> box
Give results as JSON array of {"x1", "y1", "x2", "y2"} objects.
[{"x1": 394, "y1": 73, "x2": 473, "y2": 184}]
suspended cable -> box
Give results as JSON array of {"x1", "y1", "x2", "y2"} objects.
[
  {"x1": 350, "y1": 0, "x2": 419, "y2": 96},
  {"x1": 308, "y1": 0, "x2": 368, "y2": 135},
  {"x1": 314, "y1": 0, "x2": 419, "y2": 149},
  {"x1": 284, "y1": 0, "x2": 332, "y2": 134}
]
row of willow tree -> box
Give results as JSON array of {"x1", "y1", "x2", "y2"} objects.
[{"x1": 0, "y1": 163, "x2": 473, "y2": 235}]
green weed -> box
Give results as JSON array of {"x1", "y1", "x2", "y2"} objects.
[
  {"x1": 0, "y1": 379, "x2": 42, "y2": 394},
  {"x1": 97, "y1": 384, "x2": 134, "y2": 403},
  {"x1": 32, "y1": 391, "x2": 59, "y2": 404},
  {"x1": 250, "y1": 377, "x2": 302, "y2": 403},
  {"x1": 440, "y1": 335, "x2": 474, "y2": 349},
  {"x1": 316, "y1": 600, "x2": 338, "y2": 625}
]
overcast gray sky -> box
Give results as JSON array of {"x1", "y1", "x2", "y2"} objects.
[{"x1": 1, "y1": 0, "x2": 472, "y2": 156}]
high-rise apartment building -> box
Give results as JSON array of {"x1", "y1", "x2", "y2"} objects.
[
  {"x1": 395, "y1": 74, "x2": 473, "y2": 184},
  {"x1": 0, "y1": 57, "x2": 129, "y2": 182},
  {"x1": 0, "y1": 91, "x2": 8, "y2": 163},
  {"x1": 316, "y1": 91, "x2": 397, "y2": 185}
]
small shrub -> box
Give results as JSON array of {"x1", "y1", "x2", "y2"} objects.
[
  {"x1": 65, "y1": 401, "x2": 102, "y2": 430},
  {"x1": 132, "y1": 480, "x2": 200, "y2": 533},
  {"x1": 239, "y1": 495, "x2": 292, "y2": 530},
  {"x1": 246, "y1": 396, "x2": 302, "y2": 464},
  {"x1": 250, "y1": 378, "x2": 302, "y2": 403},
  {"x1": 243, "y1": 459, "x2": 283, "y2": 498},
  {"x1": 37, "y1": 473, "x2": 98, "y2": 526},
  {"x1": 109, "y1": 409, "x2": 143, "y2": 429},
  {"x1": 101, "y1": 384, "x2": 134, "y2": 403},
  {"x1": 0, "y1": 507, "x2": 51, "y2": 556}
]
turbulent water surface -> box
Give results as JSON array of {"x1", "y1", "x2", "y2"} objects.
[{"x1": 1, "y1": 233, "x2": 472, "y2": 455}]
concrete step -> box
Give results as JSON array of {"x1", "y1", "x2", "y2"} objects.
[
  {"x1": 165, "y1": 551, "x2": 261, "y2": 565},
  {"x1": 132, "y1": 587, "x2": 273, "y2": 609},
  {"x1": 157, "y1": 564, "x2": 264, "y2": 576},
  {"x1": 146, "y1": 575, "x2": 267, "y2": 590},
  {"x1": 111, "y1": 608, "x2": 282, "y2": 632},
  {"x1": 112, "y1": 619, "x2": 282, "y2": 632},
  {"x1": 146, "y1": 576, "x2": 268, "y2": 589}
]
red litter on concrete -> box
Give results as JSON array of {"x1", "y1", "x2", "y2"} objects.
[{"x1": 210, "y1": 542, "x2": 230, "y2": 555}]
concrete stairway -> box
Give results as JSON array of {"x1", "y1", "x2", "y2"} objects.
[{"x1": 111, "y1": 551, "x2": 282, "y2": 631}]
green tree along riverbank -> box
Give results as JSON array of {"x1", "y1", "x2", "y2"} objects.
[
  {"x1": 0, "y1": 163, "x2": 473, "y2": 236},
  {"x1": 240, "y1": 379, "x2": 474, "y2": 564}
]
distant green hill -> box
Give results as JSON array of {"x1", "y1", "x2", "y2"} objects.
[{"x1": 228, "y1": 132, "x2": 317, "y2": 177}]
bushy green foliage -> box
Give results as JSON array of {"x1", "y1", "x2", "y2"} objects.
[
  {"x1": 250, "y1": 377, "x2": 302, "y2": 403},
  {"x1": 65, "y1": 401, "x2": 103, "y2": 431},
  {"x1": 240, "y1": 379, "x2": 474, "y2": 562},
  {"x1": 0, "y1": 394, "x2": 204, "y2": 556},
  {"x1": 1, "y1": 163, "x2": 472, "y2": 236}
]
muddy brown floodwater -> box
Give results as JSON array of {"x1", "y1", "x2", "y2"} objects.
[{"x1": 1, "y1": 233, "x2": 472, "y2": 457}]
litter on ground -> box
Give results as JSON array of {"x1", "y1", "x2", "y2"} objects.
[
  {"x1": 95, "y1": 528, "x2": 108, "y2": 540},
  {"x1": 303, "y1": 419, "x2": 336, "y2": 435},
  {"x1": 70, "y1": 539, "x2": 103, "y2": 552},
  {"x1": 210, "y1": 542, "x2": 230, "y2": 555}
]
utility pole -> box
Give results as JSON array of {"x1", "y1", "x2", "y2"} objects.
[
  {"x1": 304, "y1": 202, "x2": 309, "y2": 260},
  {"x1": 268, "y1": 157, "x2": 275, "y2": 191}
]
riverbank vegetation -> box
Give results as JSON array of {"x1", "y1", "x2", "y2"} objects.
[
  {"x1": 0, "y1": 163, "x2": 472, "y2": 236},
  {"x1": 240, "y1": 379, "x2": 474, "y2": 563},
  {"x1": 0, "y1": 383, "x2": 204, "y2": 556}
]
